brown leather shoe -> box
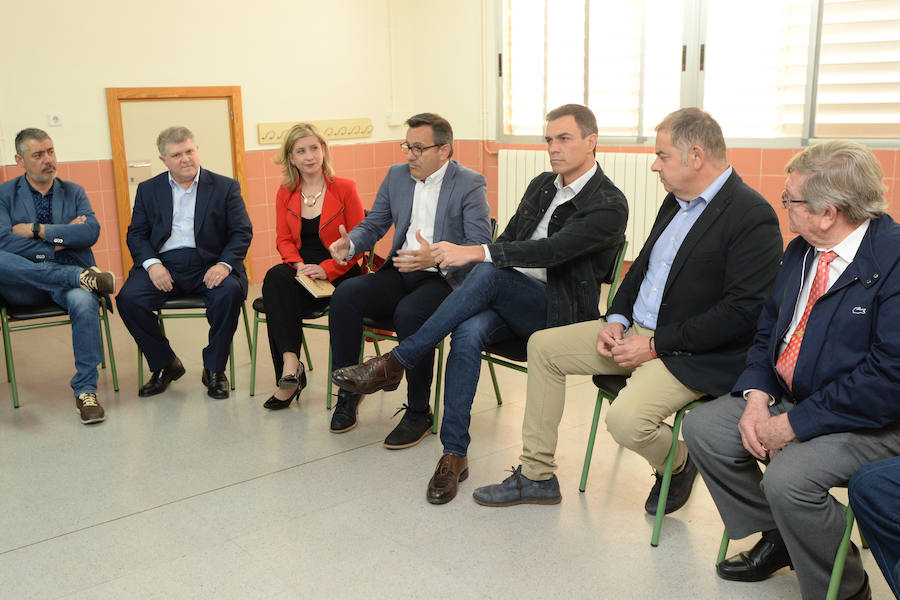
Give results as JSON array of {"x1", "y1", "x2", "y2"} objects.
[
  {"x1": 427, "y1": 453, "x2": 468, "y2": 505},
  {"x1": 331, "y1": 352, "x2": 405, "y2": 395}
]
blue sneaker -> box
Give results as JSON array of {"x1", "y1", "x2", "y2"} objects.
[{"x1": 472, "y1": 465, "x2": 561, "y2": 507}]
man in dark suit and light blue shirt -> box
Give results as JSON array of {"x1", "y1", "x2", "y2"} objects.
[
  {"x1": 472, "y1": 108, "x2": 783, "y2": 512},
  {"x1": 0, "y1": 128, "x2": 117, "y2": 424},
  {"x1": 327, "y1": 113, "x2": 492, "y2": 445},
  {"x1": 684, "y1": 141, "x2": 900, "y2": 600},
  {"x1": 117, "y1": 126, "x2": 252, "y2": 400}
]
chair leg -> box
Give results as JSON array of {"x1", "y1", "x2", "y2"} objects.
[
  {"x1": 485, "y1": 355, "x2": 502, "y2": 406},
  {"x1": 326, "y1": 345, "x2": 334, "y2": 410},
  {"x1": 101, "y1": 299, "x2": 119, "y2": 392},
  {"x1": 250, "y1": 310, "x2": 261, "y2": 396},
  {"x1": 99, "y1": 321, "x2": 107, "y2": 369},
  {"x1": 432, "y1": 339, "x2": 444, "y2": 434},
  {"x1": 137, "y1": 346, "x2": 144, "y2": 390},
  {"x1": 241, "y1": 302, "x2": 252, "y2": 355},
  {"x1": 651, "y1": 406, "x2": 689, "y2": 546},
  {"x1": 301, "y1": 330, "x2": 314, "y2": 371},
  {"x1": 2, "y1": 308, "x2": 18, "y2": 409},
  {"x1": 717, "y1": 528, "x2": 730, "y2": 565},
  {"x1": 229, "y1": 342, "x2": 235, "y2": 390},
  {"x1": 579, "y1": 390, "x2": 607, "y2": 492},
  {"x1": 826, "y1": 505, "x2": 856, "y2": 600}
]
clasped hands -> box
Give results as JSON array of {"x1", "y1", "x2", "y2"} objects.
[
  {"x1": 595, "y1": 322, "x2": 654, "y2": 370},
  {"x1": 738, "y1": 392, "x2": 796, "y2": 460}
]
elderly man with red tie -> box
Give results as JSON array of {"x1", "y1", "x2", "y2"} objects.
[{"x1": 683, "y1": 140, "x2": 900, "y2": 600}]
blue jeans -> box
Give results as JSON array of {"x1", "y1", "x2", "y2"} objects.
[
  {"x1": 392, "y1": 263, "x2": 548, "y2": 455},
  {"x1": 0, "y1": 251, "x2": 101, "y2": 396},
  {"x1": 849, "y1": 456, "x2": 900, "y2": 599}
]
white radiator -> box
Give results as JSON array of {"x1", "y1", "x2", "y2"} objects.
[{"x1": 498, "y1": 149, "x2": 668, "y2": 261}]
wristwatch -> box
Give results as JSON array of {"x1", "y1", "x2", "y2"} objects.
[{"x1": 32, "y1": 222, "x2": 41, "y2": 239}]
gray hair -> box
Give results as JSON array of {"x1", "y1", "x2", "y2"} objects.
[
  {"x1": 655, "y1": 108, "x2": 727, "y2": 165},
  {"x1": 15, "y1": 128, "x2": 51, "y2": 156},
  {"x1": 787, "y1": 140, "x2": 887, "y2": 224},
  {"x1": 157, "y1": 126, "x2": 195, "y2": 156}
]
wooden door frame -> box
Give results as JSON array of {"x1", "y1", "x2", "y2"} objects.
[{"x1": 105, "y1": 86, "x2": 250, "y2": 276}]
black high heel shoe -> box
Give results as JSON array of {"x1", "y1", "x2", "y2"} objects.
[
  {"x1": 277, "y1": 362, "x2": 307, "y2": 390},
  {"x1": 265, "y1": 363, "x2": 307, "y2": 410}
]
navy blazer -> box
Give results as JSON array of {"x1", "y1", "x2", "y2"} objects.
[
  {"x1": 0, "y1": 175, "x2": 100, "y2": 269},
  {"x1": 733, "y1": 214, "x2": 900, "y2": 441},
  {"x1": 126, "y1": 168, "x2": 253, "y2": 295},
  {"x1": 610, "y1": 170, "x2": 784, "y2": 396},
  {"x1": 347, "y1": 160, "x2": 491, "y2": 288}
]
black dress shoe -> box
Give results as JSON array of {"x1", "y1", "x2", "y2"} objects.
[
  {"x1": 330, "y1": 389, "x2": 362, "y2": 432},
  {"x1": 717, "y1": 536, "x2": 793, "y2": 582},
  {"x1": 202, "y1": 368, "x2": 230, "y2": 399},
  {"x1": 383, "y1": 405, "x2": 433, "y2": 449},
  {"x1": 645, "y1": 453, "x2": 699, "y2": 514},
  {"x1": 139, "y1": 356, "x2": 186, "y2": 397},
  {"x1": 264, "y1": 366, "x2": 307, "y2": 410}
]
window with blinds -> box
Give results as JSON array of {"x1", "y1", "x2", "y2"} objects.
[
  {"x1": 501, "y1": 0, "x2": 900, "y2": 142},
  {"x1": 814, "y1": 0, "x2": 900, "y2": 139}
]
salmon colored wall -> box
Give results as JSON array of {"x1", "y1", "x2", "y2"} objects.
[{"x1": 2, "y1": 143, "x2": 897, "y2": 285}]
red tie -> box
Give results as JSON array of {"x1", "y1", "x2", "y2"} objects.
[{"x1": 775, "y1": 250, "x2": 838, "y2": 390}]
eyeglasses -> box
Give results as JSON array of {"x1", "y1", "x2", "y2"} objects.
[
  {"x1": 400, "y1": 141, "x2": 441, "y2": 157},
  {"x1": 781, "y1": 189, "x2": 808, "y2": 209}
]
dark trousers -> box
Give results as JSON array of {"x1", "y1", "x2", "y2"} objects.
[
  {"x1": 329, "y1": 265, "x2": 451, "y2": 414},
  {"x1": 116, "y1": 248, "x2": 244, "y2": 372},
  {"x1": 261, "y1": 262, "x2": 360, "y2": 384},
  {"x1": 849, "y1": 456, "x2": 900, "y2": 599}
]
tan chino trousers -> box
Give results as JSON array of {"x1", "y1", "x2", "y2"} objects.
[{"x1": 520, "y1": 319, "x2": 703, "y2": 481}]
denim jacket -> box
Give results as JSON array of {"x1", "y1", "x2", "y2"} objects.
[{"x1": 486, "y1": 164, "x2": 628, "y2": 327}]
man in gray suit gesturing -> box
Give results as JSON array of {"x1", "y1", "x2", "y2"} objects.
[{"x1": 327, "y1": 113, "x2": 492, "y2": 445}]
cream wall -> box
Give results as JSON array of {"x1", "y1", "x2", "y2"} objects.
[{"x1": 0, "y1": 0, "x2": 497, "y2": 164}]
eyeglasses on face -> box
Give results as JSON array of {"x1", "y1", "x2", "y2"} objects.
[
  {"x1": 781, "y1": 188, "x2": 808, "y2": 209},
  {"x1": 400, "y1": 141, "x2": 441, "y2": 157}
]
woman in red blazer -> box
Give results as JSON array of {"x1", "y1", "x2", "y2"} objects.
[{"x1": 261, "y1": 123, "x2": 364, "y2": 409}]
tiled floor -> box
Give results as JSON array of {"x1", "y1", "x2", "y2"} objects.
[{"x1": 0, "y1": 285, "x2": 892, "y2": 599}]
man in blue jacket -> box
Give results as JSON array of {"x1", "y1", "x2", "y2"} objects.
[
  {"x1": 332, "y1": 104, "x2": 629, "y2": 504},
  {"x1": 0, "y1": 128, "x2": 116, "y2": 424},
  {"x1": 683, "y1": 141, "x2": 900, "y2": 600},
  {"x1": 327, "y1": 113, "x2": 492, "y2": 443},
  {"x1": 117, "y1": 126, "x2": 252, "y2": 400}
]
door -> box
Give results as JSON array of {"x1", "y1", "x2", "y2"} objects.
[{"x1": 106, "y1": 86, "x2": 249, "y2": 276}]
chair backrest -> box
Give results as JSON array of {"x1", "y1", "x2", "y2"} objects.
[
  {"x1": 604, "y1": 240, "x2": 628, "y2": 311},
  {"x1": 490, "y1": 217, "x2": 499, "y2": 242}
]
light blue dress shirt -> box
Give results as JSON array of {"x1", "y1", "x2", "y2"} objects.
[{"x1": 609, "y1": 166, "x2": 733, "y2": 331}]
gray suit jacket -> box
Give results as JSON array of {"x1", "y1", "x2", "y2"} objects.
[{"x1": 348, "y1": 160, "x2": 491, "y2": 288}]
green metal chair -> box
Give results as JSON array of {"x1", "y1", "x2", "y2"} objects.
[
  {"x1": 1, "y1": 297, "x2": 118, "y2": 408},
  {"x1": 579, "y1": 383, "x2": 712, "y2": 546},
  {"x1": 482, "y1": 240, "x2": 629, "y2": 405},
  {"x1": 136, "y1": 295, "x2": 251, "y2": 391},
  {"x1": 248, "y1": 296, "x2": 330, "y2": 397},
  {"x1": 716, "y1": 488, "x2": 866, "y2": 600}
]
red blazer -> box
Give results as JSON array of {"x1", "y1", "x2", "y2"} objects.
[{"x1": 275, "y1": 175, "x2": 365, "y2": 281}]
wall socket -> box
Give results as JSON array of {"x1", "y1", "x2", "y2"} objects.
[{"x1": 48, "y1": 113, "x2": 63, "y2": 127}]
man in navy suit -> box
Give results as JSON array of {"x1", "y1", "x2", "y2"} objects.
[
  {"x1": 684, "y1": 141, "x2": 900, "y2": 600},
  {"x1": 0, "y1": 128, "x2": 116, "y2": 424},
  {"x1": 117, "y1": 126, "x2": 252, "y2": 399},
  {"x1": 326, "y1": 113, "x2": 492, "y2": 444}
]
